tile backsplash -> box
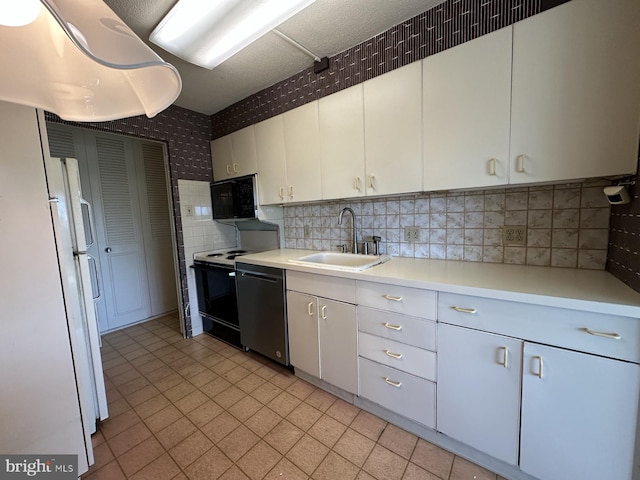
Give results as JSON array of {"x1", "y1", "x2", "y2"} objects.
[{"x1": 284, "y1": 181, "x2": 611, "y2": 269}]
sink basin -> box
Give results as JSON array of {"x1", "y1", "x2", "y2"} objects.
[{"x1": 288, "y1": 252, "x2": 390, "y2": 272}]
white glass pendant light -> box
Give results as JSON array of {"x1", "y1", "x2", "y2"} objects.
[
  {"x1": 150, "y1": 0, "x2": 317, "y2": 69},
  {"x1": 0, "y1": 0, "x2": 182, "y2": 121},
  {"x1": 0, "y1": 0, "x2": 41, "y2": 26}
]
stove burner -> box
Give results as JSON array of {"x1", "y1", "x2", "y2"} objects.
[
  {"x1": 207, "y1": 253, "x2": 223, "y2": 257},
  {"x1": 227, "y1": 250, "x2": 247, "y2": 254},
  {"x1": 226, "y1": 254, "x2": 243, "y2": 260}
]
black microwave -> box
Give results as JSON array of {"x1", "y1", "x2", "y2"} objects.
[{"x1": 210, "y1": 174, "x2": 257, "y2": 220}]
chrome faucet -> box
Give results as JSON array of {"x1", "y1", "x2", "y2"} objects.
[{"x1": 338, "y1": 207, "x2": 357, "y2": 254}]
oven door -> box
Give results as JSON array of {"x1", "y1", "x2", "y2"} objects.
[{"x1": 192, "y1": 261, "x2": 242, "y2": 347}]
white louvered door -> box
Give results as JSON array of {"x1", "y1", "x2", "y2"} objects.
[
  {"x1": 136, "y1": 142, "x2": 177, "y2": 316},
  {"x1": 88, "y1": 135, "x2": 152, "y2": 330}
]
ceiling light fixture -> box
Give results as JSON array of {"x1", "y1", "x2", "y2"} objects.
[
  {"x1": 150, "y1": 0, "x2": 317, "y2": 70},
  {"x1": 0, "y1": 0, "x2": 181, "y2": 121}
]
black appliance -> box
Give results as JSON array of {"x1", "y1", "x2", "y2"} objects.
[
  {"x1": 192, "y1": 259, "x2": 242, "y2": 348},
  {"x1": 210, "y1": 174, "x2": 257, "y2": 220},
  {"x1": 236, "y1": 263, "x2": 289, "y2": 366}
]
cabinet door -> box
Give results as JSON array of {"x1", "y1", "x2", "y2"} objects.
[
  {"x1": 230, "y1": 125, "x2": 257, "y2": 177},
  {"x1": 437, "y1": 324, "x2": 522, "y2": 465},
  {"x1": 364, "y1": 61, "x2": 422, "y2": 196},
  {"x1": 510, "y1": 0, "x2": 640, "y2": 184},
  {"x1": 319, "y1": 84, "x2": 366, "y2": 200},
  {"x1": 286, "y1": 291, "x2": 320, "y2": 377},
  {"x1": 211, "y1": 135, "x2": 233, "y2": 181},
  {"x1": 283, "y1": 101, "x2": 322, "y2": 203},
  {"x1": 255, "y1": 115, "x2": 287, "y2": 205},
  {"x1": 521, "y1": 343, "x2": 640, "y2": 480},
  {"x1": 319, "y1": 298, "x2": 357, "y2": 394},
  {"x1": 423, "y1": 27, "x2": 511, "y2": 191}
]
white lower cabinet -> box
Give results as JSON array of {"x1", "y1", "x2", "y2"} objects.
[
  {"x1": 437, "y1": 324, "x2": 522, "y2": 464},
  {"x1": 520, "y1": 343, "x2": 640, "y2": 480},
  {"x1": 286, "y1": 272, "x2": 358, "y2": 394}
]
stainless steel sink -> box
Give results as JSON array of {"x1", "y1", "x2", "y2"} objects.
[{"x1": 288, "y1": 252, "x2": 390, "y2": 272}]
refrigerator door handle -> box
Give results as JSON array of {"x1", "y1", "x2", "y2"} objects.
[
  {"x1": 80, "y1": 198, "x2": 96, "y2": 248},
  {"x1": 87, "y1": 253, "x2": 101, "y2": 301}
]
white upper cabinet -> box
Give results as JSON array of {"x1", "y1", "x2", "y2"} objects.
[
  {"x1": 283, "y1": 101, "x2": 322, "y2": 203},
  {"x1": 211, "y1": 125, "x2": 257, "y2": 180},
  {"x1": 510, "y1": 0, "x2": 640, "y2": 184},
  {"x1": 255, "y1": 115, "x2": 287, "y2": 205},
  {"x1": 423, "y1": 27, "x2": 512, "y2": 191},
  {"x1": 364, "y1": 61, "x2": 423, "y2": 196},
  {"x1": 229, "y1": 125, "x2": 258, "y2": 177},
  {"x1": 319, "y1": 84, "x2": 366, "y2": 200},
  {"x1": 210, "y1": 135, "x2": 233, "y2": 181}
]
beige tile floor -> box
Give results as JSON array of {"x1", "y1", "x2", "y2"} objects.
[{"x1": 83, "y1": 315, "x2": 505, "y2": 480}]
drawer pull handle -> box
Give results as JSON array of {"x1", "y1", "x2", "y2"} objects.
[
  {"x1": 383, "y1": 322, "x2": 402, "y2": 331},
  {"x1": 307, "y1": 302, "x2": 314, "y2": 316},
  {"x1": 320, "y1": 305, "x2": 327, "y2": 320},
  {"x1": 451, "y1": 306, "x2": 477, "y2": 314},
  {"x1": 499, "y1": 346, "x2": 508, "y2": 368},
  {"x1": 533, "y1": 356, "x2": 543, "y2": 379},
  {"x1": 582, "y1": 327, "x2": 621, "y2": 340},
  {"x1": 383, "y1": 295, "x2": 403, "y2": 302},
  {"x1": 384, "y1": 377, "x2": 402, "y2": 388},
  {"x1": 384, "y1": 349, "x2": 403, "y2": 360}
]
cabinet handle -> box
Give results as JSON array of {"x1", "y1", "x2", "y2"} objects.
[
  {"x1": 383, "y1": 322, "x2": 402, "y2": 331},
  {"x1": 384, "y1": 377, "x2": 402, "y2": 388},
  {"x1": 288, "y1": 185, "x2": 294, "y2": 198},
  {"x1": 320, "y1": 305, "x2": 327, "y2": 320},
  {"x1": 233, "y1": 162, "x2": 239, "y2": 173},
  {"x1": 307, "y1": 302, "x2": 314, "y2": 316},
  {"x1": 451, "y1": 306, "x2": 477, "y2": 314},
  {"x1": 499, "y1": 346, "x2": 508, "y2": 368},
  {"x1": 279, "y1": 187, "x2": 284, "y2": 200},
  {"x1": 488, "y1": 158, "x2": 497, "y2": 176},
  {"x1": 226, "y1": 164, "x2": 232, "y2": 175},
  {"x1": 384, "y1": 349, "x2": 403, "y2": 360},
  {"x1": 368, "y1": 175, "x2": 375, "y2": 189},
  {"x1": 582, "y1": 327, "x2": 621, "y2": 340},
  {"x1": 383, "y1": 295, "x2": 403, "y2": 302},
  {"x1": 516, "y1": 154, "x2": 527, "y2": 173},
  {"x1": 353, "y1": 176, "x2": 361, "y2": 191},
  {"x1": 533, "y1": 356, "x2": 543, "y2": 379}
]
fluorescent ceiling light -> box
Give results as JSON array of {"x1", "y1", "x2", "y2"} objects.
[
  {"x1": 150, "y1": 0, "x2": 317, "y2": 70},
  {"x1": 0, "y1": 0, "x2": 181, "y2": 121}
]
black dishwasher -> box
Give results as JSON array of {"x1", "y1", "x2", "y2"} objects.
[{"x1": 236, "y1": 263, "x2": 289, "y2": 366}]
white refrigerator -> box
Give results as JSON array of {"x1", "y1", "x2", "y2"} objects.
[{"x1": 45, "y1": 156, "x2": 109, "y2": 451}]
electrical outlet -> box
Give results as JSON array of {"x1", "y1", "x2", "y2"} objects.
[
  {"x1": 404, "y1": 226, "x2": 420, "y2": 242},
  {"x1": 303, "y1": 225, "x2": 311, "y2": 238},
  {"x1": 185, "y1": 204, "x2": 193, "y2": 216},
  {"x1": 503, "y1": 226, "x2": 527, "y2": 245}
]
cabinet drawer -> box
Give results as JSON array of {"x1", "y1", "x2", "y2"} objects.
[
  {"x1": 356, "y1": 280, "x2": 436, "y2": 319},
  {"x1": 287, "y1": 270, "x2": 356, "y2": 304},
  {"x1": 358, "y1": 332, "x2": 436, "y2": 381},
  {"x1": 358, "y1": 306, "x2": 436, "y2": 351},
  {"x1": 359, "y1": 357, "x2": 435, "y2": 428},
  {"x1": 439, "y1": 292, "x2": 640, "y2": 363}
]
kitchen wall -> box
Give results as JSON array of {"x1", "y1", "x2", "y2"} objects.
[
  {"x1": 284, "y1": 181, "x2": 610, "y2": 269},
  {"x1": 608, "y1": 171, "x2": 640, "y2": 291},
  {"x1": 46, "y1": 105, "x2": 216, "y2": 336},
  {"x1": 178, "y1": 180, "x2": 236, "y2": 335}
]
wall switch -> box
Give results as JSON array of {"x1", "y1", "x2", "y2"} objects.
[
  {"x1": 185, "y1": 204, "x2": 194, "y2": 216},
  {"x1": 404, "y1": 226, "x2": 420, "y2": 242},
  {"x1": 304, "y1": 225, "x2": 311, "y2": 238},
  {"x1": 503, "y1": 226, "x2": 527, "y2": 245}
]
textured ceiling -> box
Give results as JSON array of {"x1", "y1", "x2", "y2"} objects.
[{"x1": 103, "y1": 0, "x2": 446, "y2": 115}]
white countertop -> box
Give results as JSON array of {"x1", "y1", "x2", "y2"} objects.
[{"x1": 237, "y1": 249, "x2": 640, "y2": 318}]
